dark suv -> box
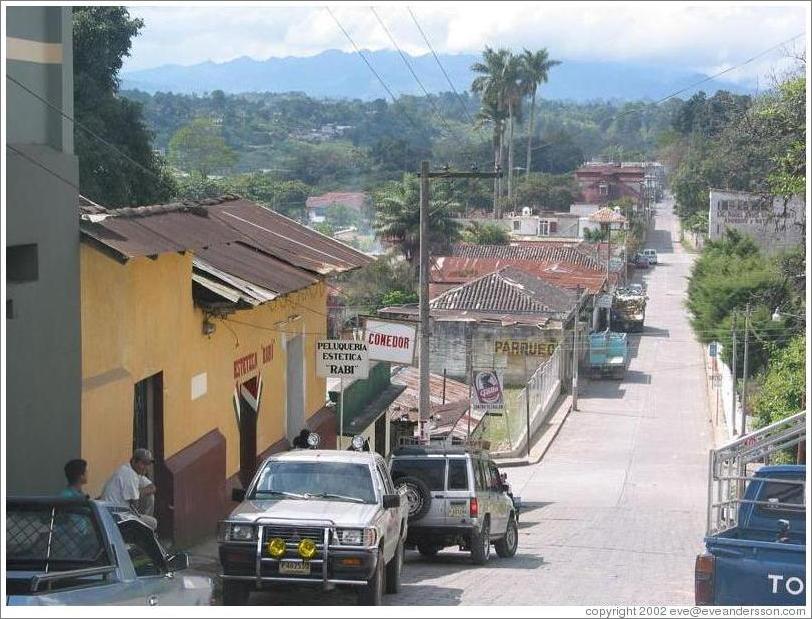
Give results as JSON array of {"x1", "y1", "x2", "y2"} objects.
[{"x1": 389, "y1": 446, "x2": 518, "y2": 565}]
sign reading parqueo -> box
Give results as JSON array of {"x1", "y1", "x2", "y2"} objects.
[{"x1": 316, "y1": 340, "x2": 369, "y2": 379}]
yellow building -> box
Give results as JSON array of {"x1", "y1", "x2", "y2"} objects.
[{"x1": 79, "y1": 195, "x2": 369, "y2": 545}]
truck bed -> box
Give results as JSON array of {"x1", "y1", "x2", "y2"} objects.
[{"x1": 705, "y1": 530, "x2": 806, "y2": 606}]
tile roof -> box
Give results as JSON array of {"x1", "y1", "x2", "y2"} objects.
[
  {"x1": 589, "y1": 207, "x2": 628, "y2": 224},
  {"x1": 430, "y1": 266, "x2": 576, "y2": 316},
  {"x1": 448, "y1": 243, "x2": 604, "y2": 270}
]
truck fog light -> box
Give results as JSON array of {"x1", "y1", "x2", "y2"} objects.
[
  {"x1": 298, "y1": 538, "x2": 317, "y2": 559},
  {"x1": 268, "y1": 537, "x2": 286, "y2": 558}
]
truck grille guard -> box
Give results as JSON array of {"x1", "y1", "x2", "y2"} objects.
[
  {"x1": 221, "y1": 516, "x2": 371, "y2": 589},
  {"x1": 706, "y1": 410, "x2": 806, "y2": 536}
]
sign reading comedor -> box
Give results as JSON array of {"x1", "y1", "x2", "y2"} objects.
[
  {"x1": 316, "y1": 340, "x2": 369, "y2": 379},
  {"x1": 364, "y1": 318, "x2": 417, "y2": 365}
]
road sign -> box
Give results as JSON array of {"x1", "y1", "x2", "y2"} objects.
[
  {"x1": 316, "y1": 340, "x2": 369, "y2": 379},
  {"x1": 709, "y1": 342, "x2": 718, "y2": 357},
  {"x1": 472, "y1": 370, "x2": 504, "y2": 410},
  {"x1": 364, "y1": 318, "x2": 417, "y2": 365}
]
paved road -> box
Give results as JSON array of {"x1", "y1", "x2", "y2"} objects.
[{"x1": 231, "y1": 197, "x2": 715, "y2": 606}]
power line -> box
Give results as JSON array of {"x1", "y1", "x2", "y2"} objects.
[
  {"x1": 6, "y1": 74, "x2": 168, "y2": 186},
  {"x1": 530, "y1": 31, "x2": 805, "y2": 154},
  {"x1": 406, "y1": 6, "x2": 477, "y2": 126},
  {"x1": 370, "y1": 7, "x2": 456, "y2": 137}
]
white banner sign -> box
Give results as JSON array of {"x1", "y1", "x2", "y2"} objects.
[
  {"x1": 316, "y1": 340, "x2": 369, "y2": 379},
  {"x1": 364, "y1": 318, "x2": 417, "y2": 365},
  {"x1": 597, "y1": 294, "x2": 613, "y2": 309},
  {"x1": 472, "y1": 370, "x2": 505, "y2": 410}
]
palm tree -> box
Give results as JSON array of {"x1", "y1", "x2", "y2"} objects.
[
  {"x1": 373, "y1": 174, "x2": 461, "y2": 267},
  {"x1": 521, "y1": 49, "x2": 561, "y2": 178},
  {"x1": 471, "y1": 47, "x2": 512, "y2": 217},
  {"x1": 503, "y1": 53, "x2": 525, "y2": 210}
]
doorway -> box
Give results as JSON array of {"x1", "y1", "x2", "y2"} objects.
[
  {"x1": 133, "y1": 372, "x2": 168, "y2": 537},
  {"x1": 286, "y1": 335, "x2": 305, "y2": 442},
  {"x1": 374, "y1": 414, "x2": 387, "y2": 456},
  {"x1": 238, "y1": 376, "x2": 261, "y2": 489}
]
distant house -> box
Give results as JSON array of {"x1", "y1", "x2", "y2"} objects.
[
  {"x1": 306, "y1": 191, "x2": 369, "y2": 223},
  {"x1": 506, "y1": 207, "x2": 581, "y2": 239},
  {"x1": 708, "y1": 189, "x2": 805, "y2": 254},
  {"x1": 574, "y1": 163, "x2": 646, "y2": 207}
]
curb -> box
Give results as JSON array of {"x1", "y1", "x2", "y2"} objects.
[{"x1": 494, "y1": 398, "x2": 574, "y2": 468}]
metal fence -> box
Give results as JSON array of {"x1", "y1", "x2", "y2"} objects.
[{"x1": 491, "y1": 343, "x2": 563, "y2": 455}]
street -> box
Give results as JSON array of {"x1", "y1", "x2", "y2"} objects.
[{"x1": 217, "y1": 197, "x2": 715, "y2": 606}]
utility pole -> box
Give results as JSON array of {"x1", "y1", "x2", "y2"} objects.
[
  {"x1": 572, "y1": 285, "x2": 582, "y2": 411},
  {"x1": 418, "y1": 162, "x2": 502, "y2": 443},
  {"x1": 731, "y1": 318, "x2": 738, "y2": 436},
  {"x1": 741, "y1": 303, "x2": 751, "y2": 437}
]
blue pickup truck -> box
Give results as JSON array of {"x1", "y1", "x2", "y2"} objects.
[{"x1": 696, "y1": 412, "x2": 806, "y2": 606}]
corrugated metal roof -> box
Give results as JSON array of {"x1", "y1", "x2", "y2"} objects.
[
  {"x1": 379, "y1": 304, "x2": 553, "y2": 327},
  {"x1": 208, "y1": 200, "x2": 371, "y2": 275},
  {"x1": 389, "y1": 366, "x2": 471, "y2": 419},
  {"x1": 195, "y1": 242, "x2": 318, "y2": 297}
]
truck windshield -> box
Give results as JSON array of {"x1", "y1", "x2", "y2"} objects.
[{"x1": 251, "y1": 461, "x2": 376, "y2": 504}]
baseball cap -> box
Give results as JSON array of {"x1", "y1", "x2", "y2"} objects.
[{"x1": 133, "y1": 448, "x2": 154, "y2": 464}]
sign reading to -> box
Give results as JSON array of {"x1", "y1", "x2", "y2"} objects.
[
  {"x1": 364, "y1": 318, "x2": 417, "y2": 365},
  {"x1": 316, "y1": 340, "x2": 369, "y2": 379},
  {"x1": 472, "y1": 370, "x2": 504, "y2": 410}
]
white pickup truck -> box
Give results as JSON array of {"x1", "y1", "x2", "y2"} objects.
[{"x1": 218, "y1": 444, "x2": 409, "y2": 606}]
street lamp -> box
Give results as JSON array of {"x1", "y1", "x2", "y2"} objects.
[{"x1": 771, "y1": 307, "x2": 805, "y2": 322}]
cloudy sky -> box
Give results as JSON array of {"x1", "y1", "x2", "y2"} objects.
[{"x1": 124, "y1": 2, "x2": 808, "y2": 82}]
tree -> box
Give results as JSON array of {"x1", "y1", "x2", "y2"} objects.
[
  {"x1": 73, "y1": 7, "x2": 177, "y2": 207},
  {"x1": 169, "y1": 118, "x2": 237, "y2": 178},
  {"x1": 463, "y1": 221, "x2": 510, "y2": 245},
  {"x1": 373, "y1": 174, "x2": 461, "y2": 265},
  {"x1": 520, "y1": 49, "x2": 561, "y2": 179},
  {"x1": 752, "y1": 335, "x2": 805, "y2": 428},
  {"x1": 515, "y1": 173, "x2": 577, "y2": 211}
]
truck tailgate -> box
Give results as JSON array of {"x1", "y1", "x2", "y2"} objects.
[{"x1": 707, "y1": 536, "x2": 806, "y2": 605}]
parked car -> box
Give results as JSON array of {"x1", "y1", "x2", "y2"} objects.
[
  {"x1": 642, "y1": 248, "x2": 658, "y2": 265},
  {"x1": 634, "y1": 253, "x2": 650, "y2": 269},
  {"x1": 696, "y1": 411, "x2": 806, "y2": 606},
  {"x1": 218, "y1": 441, "x2": 409, "y2": 606},
  {"x1": 389, "y1": 445, "x2": 518, "y2": 565},
  {"x1": 6, "y1": 497, "x2": 211, "y2": 606}
]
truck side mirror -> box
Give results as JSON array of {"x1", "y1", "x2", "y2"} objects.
[
  {"x1": 382, "y1": 494, "x2": 401, "y2": 509},
  {"x1": 167, "y1": 551, "x2": 190, "y2": 572},
  {"x1": 232, "y1": 488, "x2": 246, "y2": 502}
]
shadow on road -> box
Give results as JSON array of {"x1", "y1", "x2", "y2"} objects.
[
  {"x1": 405, "y1": 550, "x2": 545, "y2": 573},
  {"x1": 643, "y1": 326, "x2": 670, "y2": 338}
]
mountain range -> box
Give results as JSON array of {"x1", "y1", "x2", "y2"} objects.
[{"x1": 121, "y1": 49, "x2": 753, "y2": 102}]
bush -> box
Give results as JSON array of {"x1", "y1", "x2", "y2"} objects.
[{"x1": 752, "y1": 335, "x2": 805, "y2": 428}]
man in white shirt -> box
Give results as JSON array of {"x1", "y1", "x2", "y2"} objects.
[{"x1": 101, "y1": 448, "x2": 158, "y2": 530}]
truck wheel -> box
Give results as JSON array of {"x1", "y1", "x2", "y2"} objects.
[
  {"x1": 494, "y1": 515, "x2": 518, "y2": 558},
  {"x1": 417, "y1": 542, "x2": 440, "y2": 557},
  {"x1": 395, "y1": 476, "x2": 432, "y2": 521},
  {"x1": 470, "y1": 519, "x2": 491, "y2": 565},
  {"x1": 358, "y1": 549, "x2": 384, "y2": 605},
  {"x1": 221, "y1": 581, "x2": 250, "y2": 606},
  {"x1": 385, "y1": 539, "x2": 403, "y2": 594}
]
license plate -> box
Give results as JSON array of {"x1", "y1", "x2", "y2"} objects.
[
  {"x1": 279, "y1": 560, "x2": 311, "y2": 575},
  {"x1": 448, "y1": 502, "x2": 467, "y2": 518}
]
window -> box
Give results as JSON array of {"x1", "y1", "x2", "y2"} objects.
[
  {"x1": 7, "y1": 244, "x2": 38, "y2": 283},
  {"x1": 118, "y1": 520, "x2": 165, "y2": 577},
  {"x1": 488, "y1": 463, "x2": 503, "y2": 491},
  {"x1": 513, "y1": 220, "x2": 521, "y2": 231},
  {"x1": 755, "y1": 481, "x2": 805, "y2": 517},
  {"x1": 252, "y1": 461, "x2": 376, "y2": 503},
  {"x1": 447, "y1": 459, "x2": 469, "y2": 490},
  {"x1": 474, "y1": 459, "x2": 488, "y2": 491},
  {"x1": 390, "y1": 458, "x2": 446, "y2": 491},
  {"x1": 376, "y1": 461, "x2": 395, "y2": 495},
  {"x1": 599, "y1": 184, "x2": 609, "y2": 197},
  {"x1": 539, "y1": 221, "x2": 550, "y2": 236}
]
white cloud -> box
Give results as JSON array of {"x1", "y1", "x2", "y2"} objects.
[{"x1": 123, "y1": 2, "x2": 808, "y2": 84}]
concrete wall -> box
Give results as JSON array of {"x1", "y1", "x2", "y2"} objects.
[
  {"x1": 708, "y1": 189, "x2": 805, "y2": 254},
  {"x1": 427, "y1": 320, "x2": 565, "y2": 387},
  {"x1": 6, "y1": 6, "x2": 81, "y2": 494}
]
